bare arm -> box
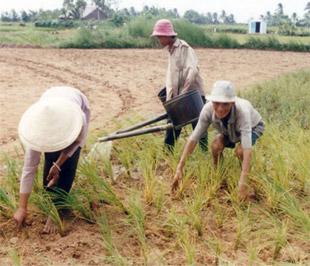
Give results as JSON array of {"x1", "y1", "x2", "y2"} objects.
[
  {"x1": 13, "y1": 193, "x2": 30, "y2": 229},
  {"x1": 171, "y1": 139, "x2": 197, "y2": 192},
  {"x1": 239, "y1": 148, "x2": 252, "y2": 186}
]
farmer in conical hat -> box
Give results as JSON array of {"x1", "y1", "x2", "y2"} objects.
[
  {"x1": 152, "y1": 19, "x2": 208, "y2": 151},
  {"x1": 171, "y1": 81, "x2": 265, "y2": 200},
  {"x1": 13, "y1": 86, "x2": 90, "y2": 233}
]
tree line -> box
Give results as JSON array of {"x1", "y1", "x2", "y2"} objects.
[{"x1": 1, "y1": 1, "x2": 309, "y2": 27}]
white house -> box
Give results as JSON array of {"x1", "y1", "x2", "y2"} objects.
[{"x1": 248, "y1": 20, "x2": 267, "y2": 34}]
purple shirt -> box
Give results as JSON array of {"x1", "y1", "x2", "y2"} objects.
[{"x1": 20, "y1": 87, "x2": 90, "y2": 194}]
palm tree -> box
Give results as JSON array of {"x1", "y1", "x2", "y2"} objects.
[
  {"x1": 220, "y1": 10, "x2": 226, "y2": 24},
  {"x1": 291, "y1": 12, "x2": 298, "y2": 24},
  {"x1": 276, "y1": 3, "x2": 284, "y2": 16}
]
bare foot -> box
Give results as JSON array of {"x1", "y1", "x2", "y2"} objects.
[{"x1": 42, "y1": 216, "x2": 58, "y2": 234}]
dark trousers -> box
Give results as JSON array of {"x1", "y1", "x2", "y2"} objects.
[
  {"x1": 164, "y1": 96, "x2": 208, "y2": 152},
  {"x1": 43, "y1": 148, "x2": 81, "y2": 207}
]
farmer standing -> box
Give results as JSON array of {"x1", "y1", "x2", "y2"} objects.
[
  {"x1": 152, "y1": 19, "x2": 208, "y2": 151},
  {"x1": 13, "y1": 86, "x2": 90, "y2": 233},
  {"x1": 171, "y1": 81, "x2": 264, "y2": 200}
]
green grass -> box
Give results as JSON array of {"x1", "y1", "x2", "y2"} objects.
[
  {"x1": 1, "y1": 21, "x2": 309, "y2": 51},
  {"x1": 0, "y1": 69, "x2": 309, "y2": 264}
]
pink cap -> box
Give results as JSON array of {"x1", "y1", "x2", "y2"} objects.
[{"x1": 151, "y1": 19, "x2": 177, "y2": 37}]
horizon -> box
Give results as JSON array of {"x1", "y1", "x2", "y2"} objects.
[{"x1": 0, "y1": 0, "x2": 308, "y2": 23}]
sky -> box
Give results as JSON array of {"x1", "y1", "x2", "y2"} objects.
[{"x1": 0, "y1": 0, "x2": 308, "y2": 23}]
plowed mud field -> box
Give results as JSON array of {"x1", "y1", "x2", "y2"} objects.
[{"x1": 0, "y1": 48, "x2": 309, "y2": 265}]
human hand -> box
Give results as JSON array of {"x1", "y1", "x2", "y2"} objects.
[
  {"x1": 13, "y1": 207, "x2": 27, "y2": 230},
  {"x1": 238, "y1": 183, "x2": 255, "y2": 202},
  {"x1": 47, "y1": 164, "x2": 60, "y2": 188},
  {"x1": 171, "y1": 168, "x2": 183, "y2": 193}
]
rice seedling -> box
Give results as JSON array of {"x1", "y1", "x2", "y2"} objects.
[
  {"x1": 0, "y1": 188, "x2": 16, "y2": 218},
  {"x1": 1, "y1": 154, "x2": 22, "y2": 196},
  {"x1": 139, "y1": 152, "x2": 158, "y2": 205},
  {"x1": 164, "y1": 208, "x2": 197, "y2": 264},
  {"x1": 113, "y1": 138, "x2": 139, "y2": 177},
  {"x1": 184, "y1": 190, "x2": 207, "y2": 236},
  {"x1": 30, "y1": 191, "x2": 64, "y2": 234},
  {"x1": 53, "y1": 188, "x2": 96, "y2": 223},
  {"x1": 272, "y1": 219, "x2": 288, "y2": 260},
  {"x1": 279, "y1": 192, "x2": 310, "y2": 236},
  {"x1": 206, "y1": 235, "x2": 224, "y2": 265},
  {"x1": 233, "y1": 206, "x2": 251, "y2": 250},
  {"x1": 97, "y1": 213, "x2": 127, "y2": 265},
  {"x1": 77, "y1": 158, "x2": 127, "y2": 213},
  {"x1": 9, "y1": 248, "x2": 22, "y2": 266},
  {"x1": 212, "y1": 199, "x2": 227, "y2": 229},
  {"x1": 87, "y1": 141, "x2": 114, "y2": 180},
  {"x1": 125, "y1": 191, "x2": 148, "y2": 262}
]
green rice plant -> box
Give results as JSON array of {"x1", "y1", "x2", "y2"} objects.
[
  {"x1": 246, "y1": 241, "x2": 259, "y2": 266},
  {"x1": 30, "y1": 191, "x2": 64, "y2": 234},
  {"x1": 242, "y1": 70, "x2": 310, "y2": 129},
  {"x1": 212, "y1": 199, "x2": 228, "y2": 229},
  {"x1": 206, "y1": 235, "x2": 223, "y2": 265},
  {"x1": 9, "y1": 248, "x2": 22, "y2": 266},
  {"x1": 125, "y1": 191, "x2": 148, "y2": 262},
  {"x1": 53, "y1": 188, "x2": 96, "y2": 223},
  {"x1": 97, "y1": 213, "x2": 127, "y2": 265},
  {"x1": 184, "y1": 190, "x2": 207, "y2": 236},
  {"x1": 233, "y1": 206, "x2": 251, "y2": 250},
  {"x1": 139, "y1": 152, "x2": 158, "y2": 205},
  {"x1": 113, "y1": 139, "x2": 138, "y2": 177},
  {"x1": 87, "y1": 141, "x2": 114, "y2": 180},
  {"x1": 1, "y1": 153, "x2": 22, "y2": 196},
  {"x1": 164, "y1": 209, "x2": 196, "y2": 264},
  {"x1": 279, "y1": 192, "x2": 310, "y2": 236},
  {"x1": 0, "y1": 188, "x2": 16, "y2": 218},
  {"x1": 272, "y1": 219, "x2": 288, "y2": 260},
  {"x1": 77, "y1": 158, "x2": 127, "y2": 213}
]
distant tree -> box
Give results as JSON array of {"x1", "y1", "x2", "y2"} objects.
[
  {"x1": 212, "y1": 12, "x2": 219, "y2": 24},
  {"x1": 129, "y1": 6, "x2": 137, "y2": 16},
  {"x1": 21, "y1": 10, "x2": 30, "y2": 22},
  {"x1": 63, "y1": 0, "x2": 87, "y2": 19},
  {"x1": 206, "y1": 12, "x2": 213, "y2": 24},
  {"x1": 0, "y1": 12, "x2": 11, "y2": 22},
  {"x1": 226, "y1": 14, "x2": 235, "y2": 24},
  {"x1": 276, "y1": 3, "x2": 284, "y2": 15},
  {"x1": 92, "y1": 0, "x2": 116, "y2": 10},
  {"x1": 291, "y1": 12, "x2": 298, "y2": 24},
  {"x1": 184, "y1": 9, "x2": 206, "y2": 24},
  {"x1": 172, "y1": 8, "x2": 179, "y2": 18},
  {"x1": 220, "y1": 10, "x2": 226, "y2": 23},
  {"x1": 11, "y1": 9, "x2": 20, "y2": 22},
  {"x1": 36, "y1": 8, "x2": 63, "y2": 20},
  {"x1": 90, "y1": 0, "x2": 115, "y2": 18},
  {"x1": 28, "y1": 10, "x2": 38, "y2": 21},
  {"x1": 303, "y1": 2, "x2": 310, "y2": 26}
]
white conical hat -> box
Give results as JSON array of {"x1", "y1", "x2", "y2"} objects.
[{"x1": 18, "y1": 98, "x2": 83, "y2": 152}]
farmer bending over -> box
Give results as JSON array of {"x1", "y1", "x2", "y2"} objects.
[
  {"x1": 171, "y1": 81, "x2": 264, "y2": 200},
  {"x1": 13, "y1": 86, "x2": 90, "y2": 233},
  {"x1": 151, "y1": 19, "x2": 208, "y2": 151}
]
